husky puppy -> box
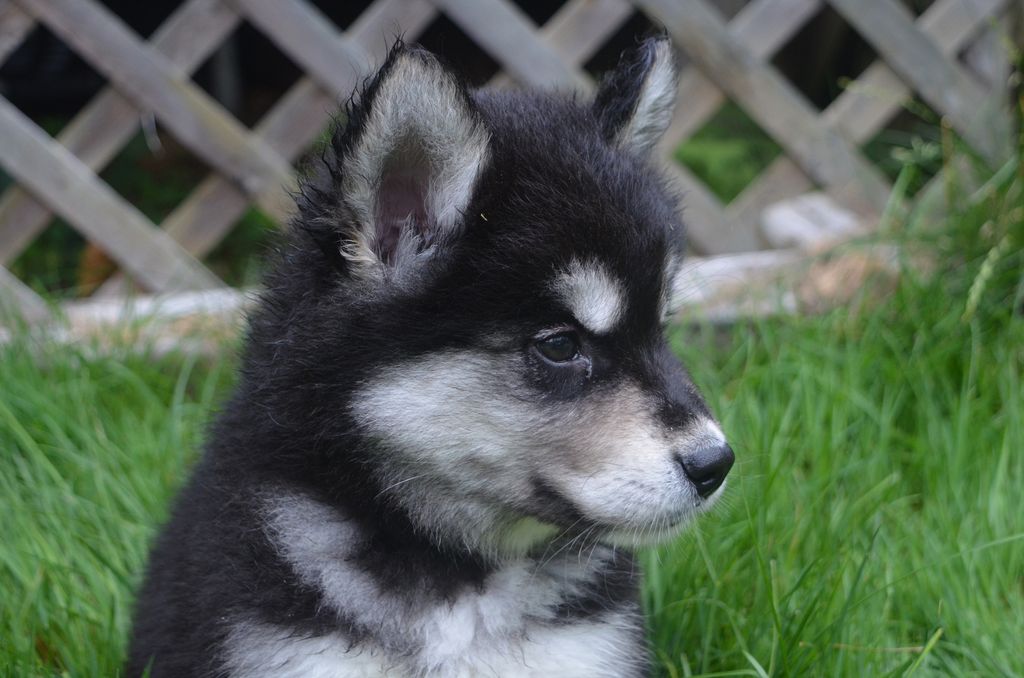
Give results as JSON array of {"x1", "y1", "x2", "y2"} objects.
[{"x1": 127, "y1": 37, "x2": 734, "y2": 678}]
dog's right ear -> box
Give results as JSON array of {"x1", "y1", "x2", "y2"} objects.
[
  {"x1": 313, "y1": 43, "x2": 490, "y2": 277},
  {"x1": 593, "y1": 37, "x2": 678, "y2": 156}
]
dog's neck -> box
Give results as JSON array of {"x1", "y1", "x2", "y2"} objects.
[
  {"x1": 262, "y1": 486, "x2": 637, "y2": 607},
  {"x1": 263, "y1": 484, "x2": 629, "y2": 591}
]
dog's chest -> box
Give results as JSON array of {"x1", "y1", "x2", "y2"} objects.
[
  {"x1": 226, "y1": 610, "x2": 641, "y2": 677},
  {"x1": 225, "y1": 549, "x2": 643, "y2": 676},
  {"x1": 233, "y1": 493, "x2": 646, "y2": 676}
]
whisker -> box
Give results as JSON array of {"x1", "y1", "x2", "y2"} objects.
[{"x1": 373, "y1": 474, "x2": 429, "y2": 500}]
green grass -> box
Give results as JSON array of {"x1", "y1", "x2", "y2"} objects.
[
  {"x1": 0, "y1": 345, "x2": 234, "y2": 676},
  {"x1": 652, "y1": 294, "x2": 1023, "y2": 675},
  {"x1": 2, "y1": 150, "x2": 1022, "y2": 676},
  {"x1": 649, "y1": 149, "x2": 1024, "y2": 675}
]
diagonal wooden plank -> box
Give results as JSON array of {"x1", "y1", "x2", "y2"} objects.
[
  {"x1": 662, "y1": 162, "x2": 744, "y2": 255},
  {"x1": 336, "y1": 0, "x2": 437, "y2": 63},
  {"x1": 164, "y1": 0, "x2": 438, "y2": 256},
  {"x1": 0, "y1": 0, "x2": 240, "y2": 266},
  {"x1": 158, "y1": 80, "x2": 334, "y2": 258},
  {"x1": 432, "y1": 0, "x2": 591, "y2": 91},
  {"x1": 639, "y1": 0, "x2": 893, "y2": 219},
  {"x1": 159, "y1": 0, "x2": 727, "y2": 262},
  {"x1": 0, "y1": 0, "x2": 34, "y2": 63},
  {"x1": 828, "y1": 0, "x2": 1001, "y2": 164},
  {"x1": 962, "y1": 16, "x2": 1015, "y2": 156},
  {"x1": 95, "y1": 0, "x2": 440, "y2": 296},
  {"x1": 657, "y1": 0, "x2": 822, "y2": 156},
  {"x1": 537, "y1": 0, "x2": 633, "y2": 65},
  {"x1": 239, "y1": 0, "x2": 438, "y2": 160},
  {"x1": 964, "y1": 19, "x2": 1012, "y2": 94},
  {"x1": 0, "y1": 97, "x2": 223, "y2": 292},
  {"x1": 826, "y1": 0, "x2": 1007, "y2": 142},
  {"x1": 15, "y1": 0, "x2": 295, "y2": 220},
  {"x1": 728, "y1": 0, "x2": 1008, "y2": 235},
  {"x1": 0, "y1": 264, "x2": 51, "y2": 323},
  {"x1": 229, "y1": 0, "x2": 371, "y2": 100},
  {"x1": 489, "y1": 0, "x2": 633, "y2": 89},
  {"x1": 654, "y1": 0, "x2": 822, "y2": 252}
]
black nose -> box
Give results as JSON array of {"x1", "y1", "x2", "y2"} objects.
[{"x1": 678, "y1": 444, "x2": 735, "y2": 498}]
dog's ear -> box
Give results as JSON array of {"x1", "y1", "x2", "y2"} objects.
[
  {"x1": 324, "y1": 43, "x2": 490, "y2": 275},
  {"x1": 593, "y1": 37, "x2": 678, "y2": 156}
]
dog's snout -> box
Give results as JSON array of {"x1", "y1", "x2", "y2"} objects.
[{"x1": 677, "y1": 443, "x2": 734, "y2": 498}]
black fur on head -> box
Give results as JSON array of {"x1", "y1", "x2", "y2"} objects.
[{"x1": 232, "y1": 37, "x2": 698, "y2": 539}]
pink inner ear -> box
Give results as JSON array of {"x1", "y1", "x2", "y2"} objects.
[{"x1": 375, "y1": 161, "x2": 430, "y2": 265}]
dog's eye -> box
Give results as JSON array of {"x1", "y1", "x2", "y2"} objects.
[{"x1": 535, "y1": 333, "x2": 580, "y2": 363}]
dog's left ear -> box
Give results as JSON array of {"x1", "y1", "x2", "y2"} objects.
[
  {"x1": 593, "y1": 37, "x2": 678, "y2": 156},
  {"x1": 319, "y1": 44, "x2": 490, "y2": 275}
]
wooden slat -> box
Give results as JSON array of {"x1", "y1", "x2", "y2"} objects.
[
  {"x1": 164, "y1": 0, "x2": 438, "y2": 256},
  {"x1": 336, "y1": 0, "x2": 436, "y2": 63},
  {"x1": 15, "y1": 0, "x2": 295, "y2": 219},
  {"x1": 232, "y1": 0, "x2": 438, "y2": 100},
  {"x1": 657, "y1": 0, "x2": 822, "y2": 154},
  {"x1": 640, "y1": 0, "x2": 892, "y2": 219},
  {"x1": 0, "y1": 0, "x2": 240, "y2": 266},
  {"x1": 95, "y1": 0, "x2": 439, "y2": 296},
  {"x1": 0, "y1": 0, "x2": 34, "y2": 62},
  {"x1": 539, "y1": 0, "x2": 633, "y2": 65},
  {"x1": 825, "y1": 0, "x2": 1005, "y2": 141},
  {"x1": 158, "y1": 80, "x2": 331, "y2": 258},
  {"x1": 0, "y1": 97, "x2": 223, "y2": 292},
  {"x1": 964, "y1": 20, "x2": 1011, "y2": 93},
  {"x1": 0, "y1": 264, "x2": 51, "y2": 323},
  {"x1": 229, "y1": 0, "x2": 369, "y2": 99},
  {"x1": 828, "y1": 0, "x2": 1000, "y2": 163},
  {"x1": 662, "y1": 162, "x2": 746, "y2": 254},
  {"x1": 489, "y1": 0, "x2": 632, "y2": 89},
  {"x1": 432, "y1": 0, "x2": 591, "y2": 91},
  {"x1": 728, "y1": 0, "x2": 1007, "y2": 234},
  {"x1": 255, "y1": 2, "x2": 438, "y2": 150},
  {"x1": 961, "y1": 16, "x2": 1014, "y2": 158},
  {"x1": 241, "y1": 0, "x2": 732, "y2": 256},
  {"x1": 652, "y1": 0, "x2": 822, "y2": 253}
]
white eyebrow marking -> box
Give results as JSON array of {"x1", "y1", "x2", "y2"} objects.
[{"x1": 551, "y1": 259, "x2": 625, "y2": 334}]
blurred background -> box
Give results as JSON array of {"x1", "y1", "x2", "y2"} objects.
[
  {"x1": 0, "y1": 0, "x2": 1021, "y2": 676},
  {"x1": 0, "y1": 0, "x2": 1006, "y2": 297}
]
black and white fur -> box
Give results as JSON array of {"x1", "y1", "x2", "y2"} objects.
[{"x1": 127, "y1": 38, "x2": 734, "y2": 678}]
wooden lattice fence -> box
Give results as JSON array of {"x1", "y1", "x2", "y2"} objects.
[{"x1": 0, "y1": 0, "x2": 1017, "y2": 325}]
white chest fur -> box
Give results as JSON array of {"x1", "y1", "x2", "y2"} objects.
[
  {"x1": 225, "y1": 613, "x2": 641, "y2": 678},
  {"x1": 221, "y1": 492, "x2": 645, "y2": 677}
]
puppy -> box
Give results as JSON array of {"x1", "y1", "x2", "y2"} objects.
[{"x1": 127, "y1": 37, "x2": 734, "y2": 678}]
